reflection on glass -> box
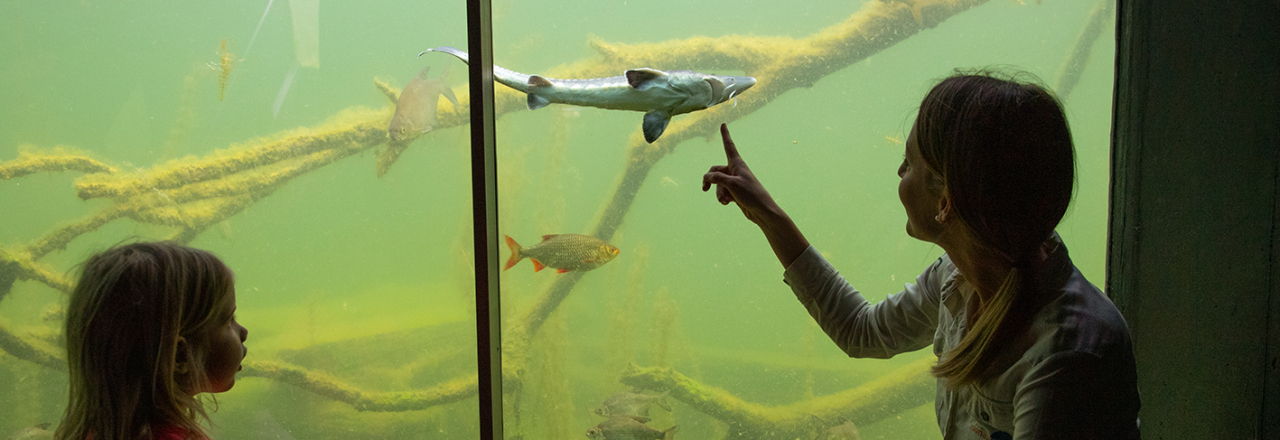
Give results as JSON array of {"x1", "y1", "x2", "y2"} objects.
[
  {"x1": 0, "y1": 1, "x2": 477, "y2": 439},
  {"x1": 492, "y1": 1, "x2": 1115, "y2": 440}
]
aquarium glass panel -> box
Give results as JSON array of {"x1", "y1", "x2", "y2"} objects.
[
  {"x1": 485, "y1": 1, "x2": 1116, "y2": 440},
  {"x1": 1, "y1": 1, "x2": 479, "y2": 439}
]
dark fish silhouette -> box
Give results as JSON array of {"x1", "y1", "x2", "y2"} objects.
[
  {"x1": 586, "y1": 416, "x2": 676, "y2": 440},
  {"x1": 593, "y1": 390, "x2": 672, "y2": 419}
]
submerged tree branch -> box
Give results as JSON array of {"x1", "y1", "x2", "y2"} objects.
[
  {"x1": 240, "y1": 360, "x2": 479, "y2": 412},
  {"x1": 0, "y1": 152, "x2": 116, "y2": 180},
  {"x1": 1054, "y1": 0, "x2": 1115, "y2": 98},
  {"x1": 620, "y1": 358, "x2": 936, "y2": 439}
]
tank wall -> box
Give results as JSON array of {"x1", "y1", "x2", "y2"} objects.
[{"x1": 1110, "y1": 0, "x2": 1280, "y2": 437}]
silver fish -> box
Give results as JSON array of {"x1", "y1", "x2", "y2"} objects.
[
  {"x1": 419, "y1": 46, "x2": 755, "y2": 143},
  {"x1": 503, "y1": 234, "x2": 619, "y2": 273},
  {"x1": 593, "y1": 390, "x2": 672, "y2": 419},
  {"x1": 586, "y1": 416, "x2": 676, "y2": 440},
  {"x1": 388, "y1": 66, "x2": 459, "y2": 142}
]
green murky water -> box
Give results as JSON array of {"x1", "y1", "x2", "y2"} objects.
[{"x1": 0, "y1": 1, "x2": 1114, "y2": 439}]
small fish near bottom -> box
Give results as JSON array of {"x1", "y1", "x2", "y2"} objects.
[
  {"x1": 593, "y1": 390, "x2": 672, "y2": 419},
  {"x1": 586, "y1": 416, "x2": 677, "y2": 440}
]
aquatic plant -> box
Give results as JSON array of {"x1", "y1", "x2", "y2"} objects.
[{"x1": 0, "y1": 0, "x2": 1112, "y2": 438}]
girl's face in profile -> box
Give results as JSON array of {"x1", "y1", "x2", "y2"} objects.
[
  {"x1": 198, "y1": 288, "x2": 248, "y2": 394},
  {"x1": 897, "y1": 123, "x2": 945, "y2": 243}
]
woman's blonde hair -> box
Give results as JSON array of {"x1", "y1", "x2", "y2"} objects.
[
  {"x1": 914, "y1": 71, "x2": 1075, "y2": 387},
  {"x1": 56, "y1": 242, "x2": 235, "y2": 440}
]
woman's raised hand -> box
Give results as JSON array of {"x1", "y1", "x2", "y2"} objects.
[
  {"x1": 703, "y1": 123, "x2": 811, "y2": 268},
  {"x1": 703, "y1": 123, "x2": 780, "y2": 226}
]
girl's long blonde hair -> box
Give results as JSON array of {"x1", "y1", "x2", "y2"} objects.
[
  {"x1": 56, "y1": 242, "x2": 234, "y2": 440},
  {"x1": 914, "y1": 72, "x2": 1076, "y2": 388}
]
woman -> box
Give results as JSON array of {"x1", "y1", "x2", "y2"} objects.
[{"x1": 702, "y1": 72, "x2": 1140, "y2": 439}]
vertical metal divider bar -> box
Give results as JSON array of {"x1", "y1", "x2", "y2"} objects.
[{"x1": 467, "y1": 0, "x2": 502, "y2": 438}]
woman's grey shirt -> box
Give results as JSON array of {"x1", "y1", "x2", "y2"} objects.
[{"x1": 782, "y1": 238, "x2": 1140, "y2": 439}]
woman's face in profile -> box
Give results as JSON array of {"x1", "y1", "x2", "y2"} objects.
[{"x1": 897, "y1": 123, "x2": 944, "y2": 243}]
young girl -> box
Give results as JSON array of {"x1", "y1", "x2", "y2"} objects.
[
  {"x1": 55, "y1": 242, "x2": 249, "y2": 440},
  {"x1": 703, "y1": 72, "x2": 1140, "y2": 438}
]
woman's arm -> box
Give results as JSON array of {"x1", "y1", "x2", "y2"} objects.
[
  {"x1": 703, "y1": 123, "x2": 940, "y2": 356},
  {"x1": 702, "y1": 123, "x2": 810, "y2": 269},
  {"x1": 787, "y1": 249, "x2": 943, "y2": 358}
]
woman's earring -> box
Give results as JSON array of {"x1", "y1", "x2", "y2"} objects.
[{"x1": 935, "y1": 213, "x2": 944, "y2": 223}]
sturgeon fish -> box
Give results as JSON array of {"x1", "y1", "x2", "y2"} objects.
[{"x1": 419, "y1": 46, "x2": 756, "y2": 143}]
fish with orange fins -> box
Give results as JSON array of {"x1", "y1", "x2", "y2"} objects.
[{"x1": 503, "y1": 234, "x2": 619, "y2": 273}]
